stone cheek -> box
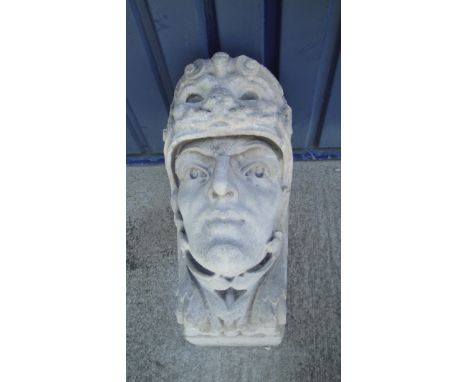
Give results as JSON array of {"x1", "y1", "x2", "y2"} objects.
[{"x1": 164, "y1": 52, "x2": 292, "y2": 346}]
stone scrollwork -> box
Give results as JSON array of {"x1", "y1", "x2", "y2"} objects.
[{"x1": 163, "y1": 52, "x2": 293, "y2": 346}]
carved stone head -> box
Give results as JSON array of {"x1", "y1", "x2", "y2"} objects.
[{"x1": 163, "y1": 52, "x2": 292, "y2": 346}]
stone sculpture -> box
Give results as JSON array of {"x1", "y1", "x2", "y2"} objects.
[{"x1": 163, "y1": 52, "x2": 293, "y2": 346}]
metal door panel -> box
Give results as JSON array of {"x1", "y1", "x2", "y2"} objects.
[
  {"x1": 146, "y1": 0, "x2": 209, "y2": 89},
  {"x1": 278, "y1": 0, "x2": 340, "y2": 150},
  {"x1": 127, "y1": 0, "x2": 168, "y2": 153},
  {"x1": 319, "y1": 53, "x2": 341, "y2": 148},
  {"x1": 215, "y1": 0, "x2": 264, "y2": 63},
  {"x1": 126, "y1": 0, "x2": 341, "y2": 162}
]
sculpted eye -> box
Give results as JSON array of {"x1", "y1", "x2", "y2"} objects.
[
  {"x1": 239, "y1": 91, "x2": 259, "y2": 101},
  {"x1": 254, "y1": 166, "x2": 265, "y2": 178},
  {"x1": 189, "y1": 167, "x2": 208, "y2": 180},
  {"x1": 186, "y1": 93, "x2": 204, "y2": 103},
  {"x1": 245, "y1": 164, "x2": 266, "y2": 178}
]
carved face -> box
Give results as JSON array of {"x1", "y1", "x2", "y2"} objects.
[{"x1": 175, "y1": 137, "x2": 283, "y2": 277}]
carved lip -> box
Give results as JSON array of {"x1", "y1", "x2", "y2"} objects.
[
  {"x1": 206, "y1": 218, "x2": 244, "y2": 228},
  {"x1": 205, "y1": 210, "x2": 245, "y2": 225},
  {"x1": 206, "y1": 217, "x2": 245, "y2": 227},
  {"x1": 204, "y1": 209, "x2": 243, "y2": 221}
]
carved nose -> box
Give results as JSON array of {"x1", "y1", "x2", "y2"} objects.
[
  {"x1": 203, "y1": 91, "x2": 236, "y2": 113},
  {"x1": 209, "y1": 156, "x2": 237, "y2": 200}
]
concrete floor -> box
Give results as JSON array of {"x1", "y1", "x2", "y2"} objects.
[{"x1": 127, "y1": 160, "x2": 340, "y2": 382}]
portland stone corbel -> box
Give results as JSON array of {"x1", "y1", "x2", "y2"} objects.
[{"x1": 163, "y1": 52, "x2": 293, "y2": 346}]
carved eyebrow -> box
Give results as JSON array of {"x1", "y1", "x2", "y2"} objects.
[
  {"x1": 175, "y1": 149, "x2": 214, "y2": 173},
  {"x1": 176, "y1": 140, "x2": 280, "y2": 158},
  {"x1": 235, "y1": 149, "x2": 281, "y2": 171},
  {"x1": 176, "y1": 147, "x2": 214, "y2": 159},
  {"x1": 231, "y1": 142, "x2": 279, "y2": 158}
]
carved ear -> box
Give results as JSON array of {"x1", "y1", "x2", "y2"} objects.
[{"x1": 265, "y1": 231, "x2": 283, "y2": 254}]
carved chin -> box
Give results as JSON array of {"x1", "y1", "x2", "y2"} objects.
[{"x1": 199, "y1": 243, "x2": 261, "y2": 278}]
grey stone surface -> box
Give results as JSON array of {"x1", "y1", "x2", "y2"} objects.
[{"x1": 127, "y1": 160, "x2": 340, "y2": 382}]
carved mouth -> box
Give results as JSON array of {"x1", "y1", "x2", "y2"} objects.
[
  {"x1": 206, "y1": 218, "x2": 244, "y2": 227},
  {"x1": 204, "y1": 210, "x2": 246, "y2": 229},
  {"x1": 205, "y1": 209, "x2": 242, "y2": 220}
]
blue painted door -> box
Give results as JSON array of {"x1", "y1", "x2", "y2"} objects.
[{"x1": 127, "y1": 0, "x2": 340, "y2": 161}]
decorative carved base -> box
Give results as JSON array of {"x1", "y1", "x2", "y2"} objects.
[{"x1": 185, "y1": 331, "x2": 284, "y2": 347}]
